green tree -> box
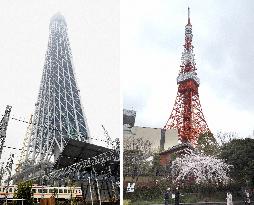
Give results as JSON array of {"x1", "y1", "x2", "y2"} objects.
[
  {"x1": 197, "y1": 132, "x2": 219, "y2": 156},
  {"x1": 220, "y1": 138, "x2": 254, "y2": 187},
  {"x1": 13, "y1": 181, "x2": 33, "y2": 205},
  {"x1": 151, "y1": 153, "x2": 160, "y2": 174}
]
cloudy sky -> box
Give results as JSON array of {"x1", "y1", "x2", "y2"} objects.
[
  {"x1": 0, "y1": 0, "x2": 119, "y2": 166},
  {"x1": 122, "y1": 0, "x2": 254, "y2": 138}
]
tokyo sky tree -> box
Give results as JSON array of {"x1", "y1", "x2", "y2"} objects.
[{"x1": 25, "y1": 13, "x2": 90, "y2": 165}]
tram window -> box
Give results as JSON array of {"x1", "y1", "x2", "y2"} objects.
[
  {"x1": 68, "y1": 190, "x2": 71, "y2": 193},
  {"x1": 32, "y1": 189, "x2": 36, "y2": 193},
  {"x1": 43, "y1": 189, "x2": 48, "y2": 193},
  {"x1": 49, "y1": 189, "x2": 54, "y2": 193},
  {"x1": 64, "y1": 189, "x2": 67, "y2": 193},
  {"x1": 38, "y1": 189, "x2": 42, "y2": 193},
  {"x1": 59, "y1": 189, "x2": 63, "y2": 193},
  {"x1": 79, "y1": 190, "x2": 81, "y2": 193},
  {"x1": 9, "y1": 188, "x2": 12, "y2": 193},
  {"x1": 0, "y1": 188, "x2": 2, "y2": 192}
]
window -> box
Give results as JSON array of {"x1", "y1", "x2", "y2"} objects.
[
  {"x1": 43, "y1": 189, "x2": 48, "y2": 193},
  {"x1": 59, "y1": 189, "x2": 63, "y2": 193},
  {"x1": 52, "y1": 189, "x2": 58, "y2": 193},
  {"x1": 38, "y1": 189, "x2": 42, "y2": 193},
  {"x1": 32, "y1": 189, "x2": 36, "y2": 193},
  {"x1": 64, "y1": 189, "x2": 67, "y2": 193},
  {"x1": 9, "y1": 188, "x2": 12, "y2": 193}
]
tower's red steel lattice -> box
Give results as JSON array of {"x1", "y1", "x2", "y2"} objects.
[{"x1": 164, "y1": 8, "x2": 210, "y2": 145}]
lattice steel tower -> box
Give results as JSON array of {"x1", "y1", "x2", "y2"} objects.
[
  {"x1": 164, "y1": 8, "x2": 210, "y2": 145},
  {"x1": 25, "y1": 13, "x2": 90, "y2": 165}
]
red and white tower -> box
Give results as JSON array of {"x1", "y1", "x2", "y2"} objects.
[{"x1": 164, "y1": 8, "x2": 210, "y2": 145}]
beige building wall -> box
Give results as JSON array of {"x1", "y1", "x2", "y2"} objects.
[
  {"x1": 164, "y1": 129, "x2": 178, "y2": 150},
  {"x1": 132, "y1": 126, "x2": 161, "y2": 152},
  {"x1": 123, "y1": 125, "x2": 179, "y2": 152}
]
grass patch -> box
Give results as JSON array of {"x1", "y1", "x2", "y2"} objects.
[
  {"x1": 124, "y1": 198, "x2": 166, "y2": 205},
  {"x1": 123, "y1": 200, "x2": 131, "y2": 205}
]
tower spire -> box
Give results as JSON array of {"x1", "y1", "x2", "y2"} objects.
[{"x1": 188, "y1": 7, "x2": 190, "y2": 24}]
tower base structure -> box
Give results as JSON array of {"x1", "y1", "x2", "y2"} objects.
[{"x1": 159, "y1": 143, "x2": 194, "y2": 166}]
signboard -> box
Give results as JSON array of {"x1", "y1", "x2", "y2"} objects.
[{"x1": 126, "y1": 183, "x2": 135, "y2": 193}]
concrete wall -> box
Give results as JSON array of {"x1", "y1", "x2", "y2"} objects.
[{"x1": 123, "y1": 126, "x2": 178, "y2": 152}]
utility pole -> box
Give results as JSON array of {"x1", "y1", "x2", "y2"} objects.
[{"x1": 0, "y1": 105, "x2": 12, "y2": 160}]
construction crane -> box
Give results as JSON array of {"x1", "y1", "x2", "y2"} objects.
[{"x1": 102, "y1": 125, "x2": 112, "y2": 148}]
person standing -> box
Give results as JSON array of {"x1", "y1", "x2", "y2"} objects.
[
  {"x1": 226, "y1": 192, "x2": 233, "y2": 205},
  {"x1": 175, "y1": 187, "x2": 180, "y2": 205},
  {"x1": 244, "y1": 190, "x2": 250, "y2": 205},
  {"x1": 164, "y1": 188, "x2": 170, "y2": 205}
]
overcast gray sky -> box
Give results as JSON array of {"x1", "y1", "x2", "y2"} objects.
[
  {"x1": 122, "y1": 0, "x2": 254, "y2": 138},
  {"x1": 0, "y1": 0, "x2": 119, "y2": 166}
]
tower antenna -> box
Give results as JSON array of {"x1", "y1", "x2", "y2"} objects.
[{"x1": 188, "y1": 7, "x2": 191, "y2": 24}]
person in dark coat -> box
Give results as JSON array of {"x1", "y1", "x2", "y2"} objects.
[
  {"x1": 175, "y1": 187, "x2": 180, "y2": 205},
  {"x1": 164, "y1": 188, "x2": 170, "y2": 205}
]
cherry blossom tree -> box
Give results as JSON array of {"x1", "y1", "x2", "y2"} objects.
[
  {"x1": 123, "y1": 136, "x2": 153, "y2": 179},
  {"x1": 171, "y1": 151, "x2": 232, "y2": 186}
]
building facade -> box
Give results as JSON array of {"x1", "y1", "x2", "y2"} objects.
[{"x1": 123, "y1": 109, "x2": 178, "y2": 152}]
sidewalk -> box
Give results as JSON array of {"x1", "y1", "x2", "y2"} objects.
[{"x1": 150, "y1": 202, "x2": 248, "y2": 205}]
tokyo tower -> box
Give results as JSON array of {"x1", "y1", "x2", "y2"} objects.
[{"x1": 164, "y1": 8, "x2": 210, "y2": 145}]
